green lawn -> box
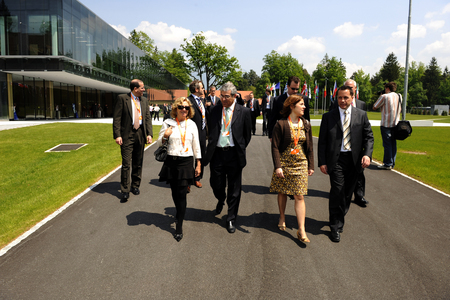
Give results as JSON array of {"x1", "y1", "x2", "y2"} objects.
[{"x1": 0, "y1": 123, "x2": 162, "y2": 248}]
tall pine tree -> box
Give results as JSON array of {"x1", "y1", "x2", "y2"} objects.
[{"x1": 423, "y1": 57, "x2": 442, "y2": 105}]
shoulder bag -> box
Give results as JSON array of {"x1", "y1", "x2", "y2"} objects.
[{"x1": 394, "y1": 93, "x2": 412, "y2": 140}]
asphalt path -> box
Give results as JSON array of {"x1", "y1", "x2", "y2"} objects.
[{"x1": 1, "y1": 124, "x2": 449, "y2": 299}]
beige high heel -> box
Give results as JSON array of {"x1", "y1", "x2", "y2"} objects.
[{"x1": 297, "y1": 230, "x2": 310, "y2": 243}]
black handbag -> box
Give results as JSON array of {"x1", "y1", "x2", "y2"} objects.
[
  {"x1": 154, "y1": 143, "x2": 168, "y2": 162},
  {"x1": 393, "y1": 94, "x2": 412, "y2": 140}
]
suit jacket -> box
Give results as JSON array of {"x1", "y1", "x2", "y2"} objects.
[
  {"x1": 113, "y1": 92, "x2": 152, "y2": 140},
  {"x1": 247, "y1": 98, "x2": 261, "y2": 116},
  {"x1": 206, "y1": 95, "x2": 220, "y2": 113},
  {"x1": 204, "y1": 101, "x2": 252, "y2": 168},
  {"x1": 318, "y1": 107, "x2": 374, "y2": 173},
  {"x1": 261, "y1": 94, "x2": 273, "y2": 112},
  {"x1": 268, "y1": 93, "x2": 310, "y2": 138},
  {"x1": 187, "y1": 94, "x2": 207, "y2": 153},
  {"x1": 330, "y1": 97, "x2": 366, "y2": 111}
]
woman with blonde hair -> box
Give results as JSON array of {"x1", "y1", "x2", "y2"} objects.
[
  {"x1": 157, "y1": 97, "x2": 201, "y2": 242},
  {"x1": 270, "y1": 95, "x2": 314, "y2": 243}
]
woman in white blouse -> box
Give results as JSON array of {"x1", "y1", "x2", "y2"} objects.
[{"x1": 157, "y1": 97, "x2": 201, "y2": 242}]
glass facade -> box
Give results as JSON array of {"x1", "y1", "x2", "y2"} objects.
[{"x1": 0, "y1": 0, "x2": 186, "y2": 120}]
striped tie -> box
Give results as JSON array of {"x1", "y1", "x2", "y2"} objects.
[
  {"x1": 197, "y1": 98, "x2": 205, "y2": 130},
  {"x1": 343, "y1": 110, "x2": 351, "y2": 150}
]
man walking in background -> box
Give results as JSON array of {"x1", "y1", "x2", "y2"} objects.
[{"x1": 113, "y1": 79, "x2": 153, "y2": 202}]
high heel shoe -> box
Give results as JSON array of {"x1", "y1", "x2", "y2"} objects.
[
  {"x1": 278, "y1": 219, "x2": 286, "y2": 231},
  {"x1": 297, "y1": 230, "x2": 310, "y2": 243}
]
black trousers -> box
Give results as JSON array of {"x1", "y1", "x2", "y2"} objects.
[
  {"x1": 120, "y1": 126, "x2": 145, "y2": 193},
  {"x1": 195, "y1": 129, "x2": 206, "y2": 182},
  {"x1": 262, "y1": 110, "x2": 270, "y2": 134},
  {"x1": 209, "y1": 147, "x2": 243, "y2": 222},
  {"x1": 328, "y1": 152, "x2": 358, "y2": 232},
  {"x1": 250, "y1": 112, "x2": 257, "y2": 134},
  {"x1": 170, "y1": 182, "x2": 188, "y2": 234},
  {"x1": 354, "y1": 171, "x2": 365, "y2": 200}
]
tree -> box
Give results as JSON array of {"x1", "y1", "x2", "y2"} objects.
[
  {"x1": 380, "y1": 52, "x2": 401, "y2": 82},
  {"x1": 312, "y1": 54, "x2": 347, "y2": 106},
  {"x1": 437, "y1": 76, "x2": 450, "y2": 106},
  {"x1": 255, "y1": 72, "x2": 271, "y2": 98},
  {"x1": 129, "y1": 30, "x2": 155, "y2": 56},
  {"x1": 261, "y1": 50, "x2": 304, "y2": 92},
  {"x1": 351, "y1": 69, "x2": 373, "y2": 106},
  {"x1": 423, "y1": 57, "x2": 442, "y2": 105},
  {"x1": 243, "y1": 70, "x2": 260, "y2": 87},
  {"x1": 404, "y1": 61, "x2": 427, "y2": 108},
  {"x1": 181, "y1": 32, "x2": 241, "y2": 91},
  {"x1": 159, "y1": 49, "x2": 191, "y2": 85}
]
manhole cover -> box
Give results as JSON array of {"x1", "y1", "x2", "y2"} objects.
[{"x1": 45, "y1": 144, "x2": 88, "y2": 152}]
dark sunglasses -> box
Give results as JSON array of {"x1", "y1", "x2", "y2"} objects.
[{"x1": 178, "y1": 105, "x2": 190, "y2": 110}]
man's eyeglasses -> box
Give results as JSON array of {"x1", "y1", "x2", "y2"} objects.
[
  {"x1": 220, "y1": 94, "x2": 232, "y2": 99},
  {"x1": 178, "y1": 105, "x2": 190, "y2": 110},
  {"x1": 290, "y1": 87, "x2": 300, "y2": 91}
]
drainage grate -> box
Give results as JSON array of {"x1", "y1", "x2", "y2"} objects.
[{"x1": 45, "y1": 143, "x2": 88, "y2": 153}]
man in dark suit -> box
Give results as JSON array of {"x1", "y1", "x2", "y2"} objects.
[
  {"x1": 205, "y1": 85, "x2": 220, "y2": 113},
  {"x1": 318, "y1": 85, "x2": 374, "y2": 242},
  {"x1": 261, "y1": 89, "x2": 273, "y2": 136},
  {"x1": 113, "y1": 79, "x2": 153, "y2": 202},
  {"x1": 268, "y1": 76, "x2": 310, "y2": 139},
  {"x1": 188, "y1": 79, "x2": 207, "y2": 189},
  {"x1": 204, "y1": 81, "x2": 252, "y2": 233},
  {"x1": 329, "y1": 79, "x2": 369, "y2": 207},
  {"x1": 246, "y1": 92, "x2": 260, "y2": 135}
]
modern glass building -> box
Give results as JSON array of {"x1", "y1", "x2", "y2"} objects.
[{"x1": 0, "y1": 0, "x2": 186, "y2": 120}]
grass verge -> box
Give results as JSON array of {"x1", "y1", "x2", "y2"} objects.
[{"x1": 0, "y1": 123, "x2": 161, "y2": 248}]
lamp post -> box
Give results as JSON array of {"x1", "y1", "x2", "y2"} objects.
[{"x1": 402, "y1": 0, "x2": 412, "y2": 120}]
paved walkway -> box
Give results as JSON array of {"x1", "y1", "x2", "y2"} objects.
[{"x1": 0, "y1": 122, "x2": 449, "y2": 299}]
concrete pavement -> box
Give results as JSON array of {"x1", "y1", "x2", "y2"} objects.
[{"x1": 0, "y1": 122, "x2": 449, "y2": 299}]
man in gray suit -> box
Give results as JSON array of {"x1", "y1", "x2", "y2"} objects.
[
  {"x1": 261, "y1": 88, "x2": 273, "y2": 136},
  {"x1": 318, "y1": 85, "x2": 373, "y2": 242},
  {"x1": 113, "y1": 79, "x2": 153, "y2": 202}
]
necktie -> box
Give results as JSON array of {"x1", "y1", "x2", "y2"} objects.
[
  {"x1": 197, "y1": 98, "x2": 205, "y2": 130},
  {"x1": 343, "y1": 110, "x2": 351, "y2": 150},
  {"x1": 220, "y1": 108, "x2": 230, "y2": 147},
  {"x1": 134, "y1": 99, "x2": 140, "y2": 130}
]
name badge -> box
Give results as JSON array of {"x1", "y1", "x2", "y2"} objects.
[
  {"x1": 291, "y1": 149, "x2": 299, "y2": 155},
  {"x1": 222, "y1": 131, "x2": 230, "y2": 137}
]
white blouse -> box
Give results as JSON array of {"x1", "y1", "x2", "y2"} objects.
[{"x1": 157, "y1": 118, "x2": 202, "y2": 159}]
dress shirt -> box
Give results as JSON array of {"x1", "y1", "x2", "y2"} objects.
[
  {"x1": 131, "y1": 93, "x2": 142, "y2": 126},
  {"x1": 373, "y1": 92, "x2": 402, "y2": 128},
  {"x1": 339, "y1": 105, "x2": 352, "y2": 152},
  {"x1": 157, "y1": 118, "x2": 202, "y2": 159},
  {"x1": 217, "y1": 100, "x2": 236, "y2": 147}
]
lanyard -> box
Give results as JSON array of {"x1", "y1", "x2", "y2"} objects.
[
  {"x1": 288, "y1": 116, "x2": 301, "y2": 147},
  {"x1": 176, "y1": 118, "x2": 187, "y2": 151},
  {"x1": 222, "y1": 107, "x2": 234, "y2": 131}
]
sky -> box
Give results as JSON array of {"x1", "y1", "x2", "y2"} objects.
[{"x1": 80, "y1": 0, "x2": 450, "y2": 80}]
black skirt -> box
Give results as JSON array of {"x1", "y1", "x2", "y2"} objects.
[{"x1": 158, "y1": 155, "x2": 195, "y2": 186}]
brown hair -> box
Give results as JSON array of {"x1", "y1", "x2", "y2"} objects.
[
  {"x1": 384, "y1": 81, "x2": 397, "y2": 92},
  {"x1": 280, "y1": 95, "x2": 304, "y2": 118},
  {"x1": 170, "y1": 97, "x2": 195, "y2": 119}
]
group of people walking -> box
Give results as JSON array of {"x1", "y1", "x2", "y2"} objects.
[{"x1": 113, "y1": 76, "x2": 399, "y2": 244}]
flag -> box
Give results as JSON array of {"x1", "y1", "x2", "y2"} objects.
[
  {"x1": 274, "y1": 82, "x2": 280, "y2": 90},
  {"x1": 356, "y1": 83, "x2": 360, "y2": 99},
  {"x1": 283, "y1": 82, "x2": 288, "y2": 94},
  {"x1": 301, "y1": 81, "x2": 307, "y2": 95},
  {"x1": 308, "y1": 87, "x2": 311, "y2": 98},
  {"x1": 270, "y1": 83, "x2": 276, "y2": 91},
  {"x1": 315, "y1": 82, "x2": 319, "y2": 99},
  {"x1": 324, "y1": 82, "x2": 327, "y2": 98},
  {"x1": 332, "y1": 81, "x2": 337, "y2": 102}
]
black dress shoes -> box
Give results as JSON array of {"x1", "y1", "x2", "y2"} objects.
[
  {"x1": 330, "y1": 230, "x2": 341, "y2": 242},
  {"x1": 174, "y1": 233, "x2": 183, "y2": 242},
  {"x1": 355, "y1": 197, "x2": 369, "y2": 207},
  {"x1": 227, "y1": 220, "x2": 236, "y2": 233},
  {"x1": 120, "y1": 192, "x2": 130, "y2": 203},
  {"x1": 215, "y1": 202, "x2": 224, "y2": 215},
  {"x1": 131, "y1": 187, "x2": 140, "y2": 195}
]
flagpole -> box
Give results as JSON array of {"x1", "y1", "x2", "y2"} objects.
[{"x1": 402, "y1": 0, "x2": 412, "y2": 120}]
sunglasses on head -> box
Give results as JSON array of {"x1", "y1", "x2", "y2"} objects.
[{"x1": 178, "y1": 105, "x2": 190, "y2": 110}]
